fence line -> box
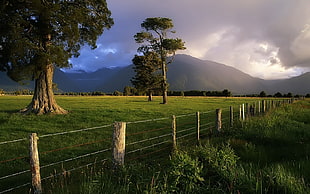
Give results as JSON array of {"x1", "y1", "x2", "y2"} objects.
[{"x1": 0, "y1": 98, "x2": 297, "y2": 193}]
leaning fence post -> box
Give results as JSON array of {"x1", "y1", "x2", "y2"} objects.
[
  {"x1": 172, "y1": 115, "x2": 177, "y2": 150},
  {"x1": 29, "y1": 133, "x2": 42, "y2": 194},
  {"x1": 112, "y1": 122, "x2": 126, "y2": 168},
  {"x1": 230, "y1": 106, "x2": 233, "y2": 127},
  {"x1": 216, "y1": 109, "x2": 222, "y2": 132},
  {"x1": 196, "y1": 112, "x2": 200, "y2": 142}
]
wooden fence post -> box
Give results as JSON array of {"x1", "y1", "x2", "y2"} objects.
[
  {"x1": 242, "y1": 104, "x2": 245, "y2": 121},
  {"x1": 29, "y1": 133, "x2": 42, "y2": 194},
  {"x1": 172, "y1": 115, "x2": 177, "y2": 150},
  {"x1": 258, "y1": 101, "x2": 261, "y2": 115},
  {"x1": 246, "y1": 103, "x2": 249, "y2": 118},
  {"x1": 216, "y1": 109, "x2": 222, "y2": 132},
  {"x1": 239, "y1": 105, "x2": 242, "y2": 120},
  {"x1": 196, "y1": 112, "x2": 200, "y2": 143},
  {"x1": 230, "y1": 106, "x2": 233, "y2": 127},
  {"x1": 262, "y1": 100, "x2": 266, "y2": 113},
  {"x1": 112, "y1": 122, "x2": 126, "y2": 168}
]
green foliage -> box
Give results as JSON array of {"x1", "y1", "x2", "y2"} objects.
[
  {"x1": 131, "y1": 52, "x2": 162, "y2": 95},
  {"x1": 113, "y1": 90, "x2": 123, "y2": 96},
  {"x1": 168, "y1": 151, "x2": 204, "y2": 193},
  {"x1": 123, "y1": 86, "x2": 137, "y2": 96},
  {"x1": 0, "y1": 0, "x2": 113, "y2": 82}
]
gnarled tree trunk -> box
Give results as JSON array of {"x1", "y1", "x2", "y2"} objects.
[{"x1": 20, "y1": 64, "x2": 67, "y2": 115}]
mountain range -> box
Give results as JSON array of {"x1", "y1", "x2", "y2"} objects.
[{"x1": 1, "y1": 54, "x2": 309, "y2": 95}]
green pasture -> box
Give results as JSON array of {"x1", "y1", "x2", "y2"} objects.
[{"x1": 0, "y1": 96, "x2": 308, "y2": 193}]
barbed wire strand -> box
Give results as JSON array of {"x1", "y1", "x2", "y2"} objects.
[
  {"x1": 126, "y1": 117, "x2": 169, "y2": 125},
  {"x1": 40, "y1": 148, "x2": 111, "y2": 170},
  {"x1": 126, "y1": 133, "x2": 171, "y2": 147},
  {"x1": 0, "y1": 155, "x2": 28, "y2": 164},
  {"x1": 0, "y1": 138, "x2": 26, "y2": 145},
  {"x1": 126, "y1": 140, "x2": 170, "y2": 155},
  {"x1": 176, "y1": 131, "x2": 196, "y2": 140},
  {"x1": 40, "y1": 138, "x2": 111, "y2": 155},
  {"x1": 0, "y1": 182, "x2": 30, "y2": 194},
  {"x1": 177, "y1": 126, "x2": 196, "y2": 134},
  {"x1": 126, "y1": 126, "x2": 169, "y2": 137},
  {"x1": 176, "y1": 112, "x2": 196, "y2": 118},
  {"x1": 127, "y1": 145, "x2": 171, "y2": 161},
  {"x1": 0, "y1": 169, "x2": 30, "y2": 181},
  {"x1": 39, "y1": 124, "x2": 112, "y2": 138}
]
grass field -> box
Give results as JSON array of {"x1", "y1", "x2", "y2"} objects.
[{"x1": 0, "y1": 96, "x2": 309, "y2": 193}]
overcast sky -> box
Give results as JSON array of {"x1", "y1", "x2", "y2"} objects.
[{"x1": 68, "y1": 0, "x2": 310, "y2": 80}]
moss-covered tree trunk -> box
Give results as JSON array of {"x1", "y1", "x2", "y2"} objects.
[{"x1": 21, "y1": 64, "x2": 67, "y2": 115}]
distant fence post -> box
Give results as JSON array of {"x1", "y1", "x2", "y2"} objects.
[
  {"x1": 262, "y1": 100, "x2": 266, "y2": 113},
  {"x1": 246, "y1": 103, "x2": 249, "y2": 118},
  {"x1": 216, "y1": 109, "x2": 222, "y2": 132},
  {"x1": 242, "y1": 104, "x2": 245, "y2": 121},
  {"x1": 29, "y1": 133, "x2": 42, "y2": 194},
  {"x1": 196, "y1": 112, "x2": 200, "y2": 143},
  {"x1": 230, "y1": 106, "x2": 233, "y2": 127},
  {"x1": 239, "y1": 105, "x2": 242, "y2": 120},
  {"x1": 172, "y1": 115, "x2": 177, "y2": 150},
  {"x1": 112, "y1": 122, "x2": 126, "y2": 168}
]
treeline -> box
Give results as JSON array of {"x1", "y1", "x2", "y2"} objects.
[{"x1": 1, "y1": 88, "x2": 309, "y2": 98}]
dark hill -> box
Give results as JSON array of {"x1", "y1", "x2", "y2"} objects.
[{"x1": 1, "y1": 55, "x2": 309, "y2": 95}]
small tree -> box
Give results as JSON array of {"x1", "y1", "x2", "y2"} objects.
[
  {"x1": 131, "y1": 52, "x2": 161, "y2": 101},
  {"x1": 259, "y1": 91, "x2": 267, "y2": 97},
  {"x1": 134, "y1": 17, "x2": 185, "y2": 104},
  {"x1": 274, "y1": 92, "x2": 283, "y2": 98},
  {"x1": 222, "y1": 89, "x2": 232, "y2": 97}
]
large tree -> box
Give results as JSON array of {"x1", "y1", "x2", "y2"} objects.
[
  {"x1": 131, "y1": 52, "x2": 162, "y2": 101},
  {"x1": 0, "y1": 0, "x2": 113, "y2": 114},
  {"x1": 134, "y1": 17, "x2": 185, "y2": 104}
]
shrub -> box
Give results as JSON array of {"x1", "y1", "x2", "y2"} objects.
[{"x1": 168, "y1": 151, "x2": 204, "y2": 193}]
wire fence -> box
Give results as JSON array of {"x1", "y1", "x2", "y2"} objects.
[{"x1": 0, "y1": 98, "x2": 295, "y2": 193}]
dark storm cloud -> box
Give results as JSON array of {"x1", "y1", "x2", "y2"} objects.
[{"x1": 70, "y1": 0, "x2": 310, "y2": 78}]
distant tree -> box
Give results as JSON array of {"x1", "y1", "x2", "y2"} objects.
[
  {"x1": 113, "y1": 90, "x2": 123, "y2": 96},
  {"x1": 0, "y1": 1, "x2": 113, "y2": 114},
  {"x1": 123, "y1": 86, "x2": 137, "y2": 96},
  {"x1": 285, "y1": 92, "x2": 293, "y2": 98},
  {"x1": 306, "y1": 94, "x2": 310, "y2": 98},
  {"x1": 259, "y1": 91, "x2": 267, "y2": 97},
  {"x1": 131, "y1": 52, "x2": 162, "y2": 101},
  {"x1": 222, "y1": 89, "x2": 232, "y2": 97},
  {"x1": 274, "y1": 92, "x2": 283, "y2": 98},
  {"x1": 134, "y1": 17, "x2": 185, "y2": 104},
  {"x1": 0, "y1": 89, "x2": 4, "y2": 95}
]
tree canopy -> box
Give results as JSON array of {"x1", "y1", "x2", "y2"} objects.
[
  {"x1": 131, "y1": 52, "x2": 162, "y2": 101},
  {"x1": 134, "y1": 17, "x2": 185, "y2": 104},
  {"x1": 0, "y1": 0, "x2": 113, "y2": 114}
]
